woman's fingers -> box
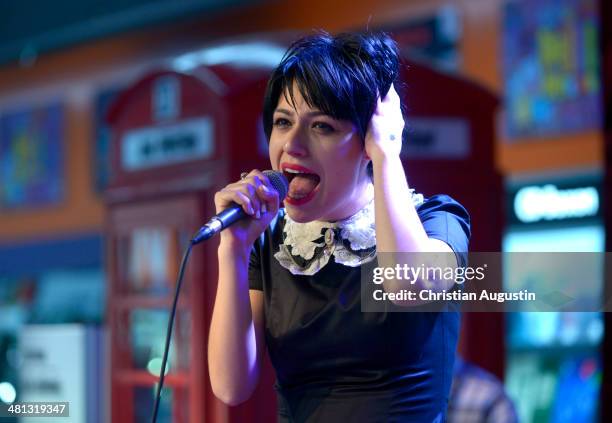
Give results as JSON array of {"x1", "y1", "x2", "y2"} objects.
[
  {"x1": 240, "y1": 171, "x2": 266, "y2": 218},
  {"x1": 215, "y1": 188, "x2": 254, "y2": 216},
  {"x1": 257, "y1": 184, "x2": 279, "y2": 215},
  {"x1": 374, "y1": 84, "x2": 404, "y2": 131},
  {"x1": 243, "y1": 182, "x2": 262, "y2": 218},
  {"x1": 248, "y1": 169, "x2": 270, "y2": 187},
  {"x1": 214, "y1": 169, "x2": 281, "y2": 219},
  {"x1": 244, "y1": 170, "x2": 280, "y2": 216},
  {"x1": 364, "y1": 83, "x2": 405, "y2": 158},
  {"x1": 385, "y1": 83, "x2": 399, "y2": 101}
]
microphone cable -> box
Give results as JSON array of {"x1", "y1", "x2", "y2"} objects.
[{"x1": 150, "y1": 240, "x2": 193, "y2": 423}]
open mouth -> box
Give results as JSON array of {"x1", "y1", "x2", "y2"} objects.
[{"x1": 281, "y1": 164, "x2": 321, "y2": 205}]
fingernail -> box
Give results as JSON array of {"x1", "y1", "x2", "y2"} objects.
[
  {"x1": 256, "y1": 210, "x2": 260, "y2": 219},
  {"x1": 248, "y1": 205, "x2": 254, "y2": 215},
  {"x1": 262, "y1": 204, "x2": 267, "y2": 214}
]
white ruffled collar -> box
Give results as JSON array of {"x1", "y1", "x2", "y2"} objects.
[{"x1": 274, "y1": 185, "x2": 425, "y2": 275}]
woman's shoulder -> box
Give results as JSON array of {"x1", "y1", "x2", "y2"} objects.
[
  {"x1": 415, "y1": 193, "x2": 471, "y2": 257},
  {"x1": 416, "y1": 193, "x2": 470, "y2": 223},
  {"x1": 416, "y1": 193, "x2": 466, "y2": 208}
]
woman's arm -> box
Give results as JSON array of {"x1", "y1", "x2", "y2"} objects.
[
  {"x1": 366, "y1": 86, "x2": 457, "y2": 302},
  {"x1": 207, "y1": 170, "x2": 278, "y2": 405},
  {"x1": 208, "y1": 241, "x2": 265, "y2": 405}
]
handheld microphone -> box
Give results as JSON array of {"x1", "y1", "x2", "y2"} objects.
[{"x1": 191, "y1": 170, "x2": 288, "y2": 244}]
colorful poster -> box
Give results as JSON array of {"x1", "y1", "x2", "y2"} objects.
[
  {"x1": 502, "y1": 0, "x2": 601, "y2": 139},
  {"x1": 0, "y1": 103, "x2": 64, "y2": 209}
]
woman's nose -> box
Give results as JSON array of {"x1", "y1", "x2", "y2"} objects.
[{"x1": 283, "y1": 129, "x2": 308, "y2": 157}]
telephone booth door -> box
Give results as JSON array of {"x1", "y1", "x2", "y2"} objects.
[{"x1": 105, "y1": 66, "x2": 277, "y2": 422}]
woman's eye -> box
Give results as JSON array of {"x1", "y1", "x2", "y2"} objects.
[
  {"x1": 313, "y1": 122, "x2": 334, "y2": 133},
  {"x1": 273, "y1": 118, "x2": 291, "y2": 127}
]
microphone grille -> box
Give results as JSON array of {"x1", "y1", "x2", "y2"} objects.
[{"x1": 263, "y1": 170, "x2": 288, "y2": 201}]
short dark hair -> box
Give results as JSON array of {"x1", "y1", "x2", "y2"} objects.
[{"x1": 262, "y1": 31, "x2": 402, "y2": 176}]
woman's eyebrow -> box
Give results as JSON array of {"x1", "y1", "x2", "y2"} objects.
[
  {"x1": 274, "y1": 108, "x2": 329, "y2": 118},
  {"x1": 274, "y1": 108, "x2": 294, "y2": 116}
]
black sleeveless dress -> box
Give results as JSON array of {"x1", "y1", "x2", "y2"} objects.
[{"x1": 248, "y1": 194, "x2": 471, "y2": 423}]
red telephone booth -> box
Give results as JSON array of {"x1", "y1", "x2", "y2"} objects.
[
  {"x1": 105, "y1": 65, "x2": 277, "y2": 422},
  {"x1": 399, "y1": 60, "x2": 503, "y2": 377}
]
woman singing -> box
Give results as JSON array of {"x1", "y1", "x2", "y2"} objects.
[{"x1": 208, "y1": 31, "x2": 471, "y2": 422}]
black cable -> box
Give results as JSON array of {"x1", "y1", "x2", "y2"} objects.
[{"x1": 150, "y1": 240, "x2": 194, "y2": 423}]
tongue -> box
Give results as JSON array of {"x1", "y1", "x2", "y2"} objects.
[{"x1": 288, "y1": 174, "x2": 319, "y2": 198}]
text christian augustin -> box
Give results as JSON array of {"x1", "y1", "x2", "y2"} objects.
[{"x1": 370, "y1": 263, "x2": 536, "y2": 303}]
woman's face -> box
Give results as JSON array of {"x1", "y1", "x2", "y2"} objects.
[{"x1": 269, "y1": 84, "x2": 372, "y2": 223}]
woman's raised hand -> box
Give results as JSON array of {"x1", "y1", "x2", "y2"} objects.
[
  {"x1": 214, "y1": 169, "x2": 280, "y2": 249},
  {"x1": 364, "y1": 83, "x2": 405, "y2": 161}
]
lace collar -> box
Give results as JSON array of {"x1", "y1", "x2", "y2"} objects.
[{"x1": 274, "y1": 186, "x2": 425, "y2": 275}]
